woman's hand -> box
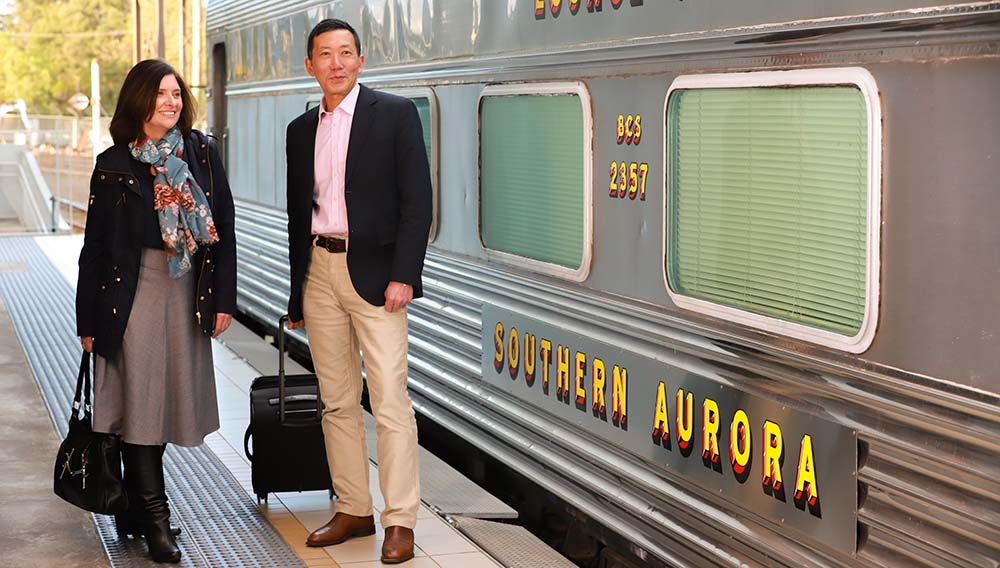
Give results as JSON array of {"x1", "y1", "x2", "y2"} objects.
[
  {"x1": 80, "y1": 337, "x2": 94, "y2": 353},
  {"x1": 212, "y1": 313, "x2": 233, "y2": 338}
]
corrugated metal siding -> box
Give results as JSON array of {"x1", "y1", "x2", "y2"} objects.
[
  {"x1": 231, "y1": 202, "x2": 1000, "y2": 568},
  {"x1": 212, "y1": 3, "x2": 1000, "y2": 567}
]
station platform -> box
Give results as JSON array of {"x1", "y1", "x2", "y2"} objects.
[{"x1": 0, "y1": 233, "x2": 521, "y2": 568}]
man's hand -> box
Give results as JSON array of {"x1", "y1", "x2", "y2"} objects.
[
  {"x1": 288, "y1": 319, "x2": 306, "y2": 329},
  {"x1": 384, "y1": 281, "x2": 413, "y2": 313},
  {"x1": 80, "y1": 336, "x2": 93, "y2": 353},
  {"x1": 212, "y1": 313, "x2": 233, "y2": 338}
]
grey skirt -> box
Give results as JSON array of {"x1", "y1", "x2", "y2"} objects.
[{"x1": 93, "y1": 249, "x2": 219, "y2": 446}]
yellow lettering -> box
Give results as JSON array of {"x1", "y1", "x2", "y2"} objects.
[
  {"x1": 651, "y1": 381, "x2": 669, "y2": 445},
  {"x1": 794, "y1": 434, "x2": 819, "y2": 508},
  {"x1": 535, "y1": 0, "x2": 546, "y2": 18},
  {"x1": 524, "y1": 333, "x2": 537, "y2": 387},
  {"x1": 762, "y1": 420, "x2": 784, "y2": 494},
  {"x1": 702, "y1": 397, "x2": 720, "y2": 465},
  {"x1": 493, "y1": 322, "x2": 504, "y2": 374},
  {"x1": 556, "y1": 345, "x2": 570, "y2": 403},
  {"x1": 507, "y1": 327, "x2": 520, "y2": 379},
  {"x1": 729, "y1": 409, "x2": 751, "y2": 479},
  {"x1": 574, "y1": 351, "x2": 587, "y2": 409},
  {"x1": 676, "y1": 388, "x2": 694, "y2": 452},
  {"x1": 540, "y1": 339, "x2": 553, "y2": 394},
  {"x1": 591, "y1": 357, "x2": 606, "y2": 418},
  {"x1": 612, "y1": 365, "x2": 627, "y2": 430},
  {"x1": 638, "y1": 162, "x2": 648, "y2": 201}
]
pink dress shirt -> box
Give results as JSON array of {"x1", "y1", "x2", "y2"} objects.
[{"x1": 311, "y1": 83, "x2": 360, "y2": 237}]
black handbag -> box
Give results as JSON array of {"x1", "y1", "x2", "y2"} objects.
[{"x1": 53, "y1": 351, "x2": 128, "y2": 515}]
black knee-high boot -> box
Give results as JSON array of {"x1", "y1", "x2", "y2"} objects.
[
  {"x1": 121, "y1": 443, "x2": 181, "y2": 563},
  {"x1": 115, "y1": 446, "x2": 181, "y2": 539}
]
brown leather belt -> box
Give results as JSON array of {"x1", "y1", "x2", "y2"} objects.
[{"x1": 314, "y1": 235, "x2": 347, "y2": 253}]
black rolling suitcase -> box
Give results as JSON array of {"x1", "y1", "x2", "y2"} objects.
[{"x1": 243, "y1": 315, "x2": 333, "y2": 503}]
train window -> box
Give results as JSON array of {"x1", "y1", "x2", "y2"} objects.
[
  {"x1": 478, "y1": 83, "x2": 593, "y2": 281},
  {"x1": 663, "y1": 68, "x2": 881, "y2": 352},
  {"x1": 383, "y1": 88, "x2": 439, "y2": 241}
]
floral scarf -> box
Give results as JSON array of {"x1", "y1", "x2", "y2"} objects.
[{"x1": 129, "y1": 126, "x2": 219, "y2": 278}]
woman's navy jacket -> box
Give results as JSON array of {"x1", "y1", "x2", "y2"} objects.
[{"x1": 75, "y1": 130, "x2": 236, "y2": 358}]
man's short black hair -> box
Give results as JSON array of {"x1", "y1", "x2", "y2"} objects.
[{"x1": 307, "y1": 19, "x2": 362, "y2": 59}]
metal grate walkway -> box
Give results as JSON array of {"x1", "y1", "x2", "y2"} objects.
[{"x1": 0, "y1": 237, "x2": 304, "y2": 568}]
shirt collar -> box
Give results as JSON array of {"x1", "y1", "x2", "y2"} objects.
[{"x1": 319, "y1": 82, "x2": 361, "y2": 118}]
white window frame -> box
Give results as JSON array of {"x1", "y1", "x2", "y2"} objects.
[
  {"x1": 661, "y1": 67, "x2": 882, "y2": 353},
  {"x1": 478, "y1": 82, "x2": 594, "y2": 282},
  {"x1": 383, "y1": 87, "x2": 440, "y2": 242}
]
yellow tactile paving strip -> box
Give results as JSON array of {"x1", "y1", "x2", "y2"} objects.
[{"x1": 205, "y1": 342, "x2": 502, "y2": 568}]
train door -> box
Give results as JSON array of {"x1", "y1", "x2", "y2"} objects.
[{"x1": 211, "y1": 42, "x2": 227, "y2": 167}]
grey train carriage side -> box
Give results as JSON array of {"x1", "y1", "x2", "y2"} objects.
[{"x1": 205, "y1": 2, "x2": 1000, "y2": 567}]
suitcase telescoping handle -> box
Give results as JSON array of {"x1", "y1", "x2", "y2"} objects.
[
  {"x1": 278, "y1": 314, "x2": 289, "y2": 424},
  {"x1": 276, "y1": 315, "x2": 323, "y2": 426}
]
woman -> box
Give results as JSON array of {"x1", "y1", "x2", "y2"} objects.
[{"x1": 76, "y1": 59, "x2": 236, "y2": 564}]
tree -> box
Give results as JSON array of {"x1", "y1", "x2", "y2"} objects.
[{"x1": 0, "y1": 0, "x2": 132, "y2": 115}]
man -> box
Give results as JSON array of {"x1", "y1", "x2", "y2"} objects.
[{"x1": 285, "y1": 18, "x2": 432, "y2": 564}]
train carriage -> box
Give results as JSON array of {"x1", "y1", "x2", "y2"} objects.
[{"x1": 205, "y1": 2, "x2": 1000, "y2": 566}]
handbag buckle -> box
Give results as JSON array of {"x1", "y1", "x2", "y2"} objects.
[{"x1": 59, "y1": 447, "x2": 90, "y2": 489}]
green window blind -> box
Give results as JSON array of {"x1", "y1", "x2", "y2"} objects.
[
  {"x1": 480, "y1": 94, "x2": 584, "y2": 270},
  {"x1": 412, "y1": 97, "x2": 433, "y2": 170},
  {"x1": 666, "y1": 86, "x2": 869, "y2": 336}
]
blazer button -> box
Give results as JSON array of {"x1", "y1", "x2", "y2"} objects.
[
  {"x1": 128, "y1": 179, "x2": 134, "y2": 185},
  {"x1": 112, "y1": 307, "x2": 117, "y2": 315},
  {"x1": 117, "y1": 177, "x2": 123, "y2": 182},
  {"x1": 99, "y1": 174, "x2": 106, "y2": 181},
  {"x1": 201, "y1": 159, "x2": 207, "y2": 164},
  {"x1": 201, "y1": 143, "x2": 207, "y2": 148},
  {"x1": 208, "y1": 288, "x2": 212, "y2": 294},
  {"x1": 205, "y1": 191, "x2": 211, "y2": 197},
  {"x1": 115, "y1": 277, "x2": 121, "y2": 282},
  {"x1": 100, "y1": 284, "x2": 106, "y2": 290},
  {"x1": 199, "y1": 295, "x2": 205, "y2": 301},
  {"x1": 206, "y1": 258, "x2": 211, "y2": 264}
]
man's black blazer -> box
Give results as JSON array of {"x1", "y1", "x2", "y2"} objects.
[{"x1": 286, "y1": 84, "x2": 433, "y2": 322}]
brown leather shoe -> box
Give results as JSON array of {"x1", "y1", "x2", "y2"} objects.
[
  {"x1": 305, "y1": 513, "x2": 376, "y2": 547},
  {"x1": 381, "y1": 526, "x2": 415, "y2": 564}
]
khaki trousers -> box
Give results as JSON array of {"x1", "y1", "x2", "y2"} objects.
[{"x1": 303, "y1": 244, "x2": 420, "y2": 529}]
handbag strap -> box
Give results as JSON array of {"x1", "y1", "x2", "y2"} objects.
[{"x1": 71, "y1": 350, "x2": 93, "y2": 421}]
